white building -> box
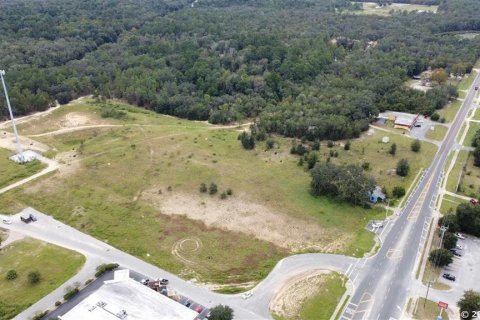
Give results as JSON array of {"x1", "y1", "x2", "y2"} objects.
[{"x1": 59, "y1": 270, "x2": 198, "y2": 320}]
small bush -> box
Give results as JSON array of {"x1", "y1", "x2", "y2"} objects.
[
  {"x1": 220, "y1": 192, "x2": 227, "y2": 199},
  {"x1": 55, "y1": 301, "x2": 62, "y2": 307},
  {"x1": 431, "y1": 113, "x2": 440, "y2": 121},
  {"x1": 199, "y1": 183, "x2": 207, "y2": 193},
  {"x1": 64, "y1": 288, "x2": 79, "y2": 301},
  {"x1": 226, "y1": 188, "x2": 233, "y2": 196},
  {"x1": 389, "y1": 143, "x2": 397, "y2": 156},
  {"x1": 209, "y1": 183, "x2": 218, "y2": 195},
  {"x1": 32, "y1": 311, "x2": 49, "y2": 320},
  {"x1": 100, "y1": 108, "x2": 127, "y2": 119},
  {"x1": 327, "y1": 141, "x2": 334, "y2": 148},
  {"x1": 362, "y1": 162, "x2": 370, "y2": 171},
  {"x1": 344, "y1": 140, "x2": 351, "y2": 150},
  {"x1": 392, "y1": 186, "x2": 406, "y2": 198},
  {"x1": 265, "y1": 139, "x2": 275, "y2": 150},
  {"x1": 411, "y1": 139, "x2": 421, "y2": 152},
  {"x1": 95, "y1": 263, "x2": 119, "y2": 277},
  {"x1": 28, "y1": 271, "x2": 41, "y2": 284},
  {"x1": 6, "y1": 269, "x2": 17, "y2": 280}
]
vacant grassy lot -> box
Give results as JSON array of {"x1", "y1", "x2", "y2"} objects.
[
  {"x1": 458, "y1": 70, "x2": 478, "y2": 91},
  {"x1": 459, "y1": 154, "x2": 480, "y2": 198},
  {"x1": 0, "y1": 148, "x2": 45, "y2": 189},
  {"x1": 0, "y1": 99, "x2": 437, "y2": 284},
  {"x1": 425, "y1": 125, "x2": 448, "y2": 141},
  {"x1": 0, "y1": 239, "x2": 85, "y2": 320},
  {"x1": 413, "y1": 298, "x2": 449, "y2": 320},
  {"x1": 438, "y1": 99, "x2": 462, "y2": 123},
  {"x1": 350, "y1": 2, "x2": 437, "y2": 16}
]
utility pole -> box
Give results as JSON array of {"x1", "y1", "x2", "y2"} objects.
[{"x1": 0, "y1": 69, "x2": 24, "y2": 162}]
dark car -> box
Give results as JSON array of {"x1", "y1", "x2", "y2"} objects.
[
  {"x1": 159, "y1": 278, "x2": 169, "y2": 285},
  {"x1": 449, "y1": 249, "x2": 462, "y2": 257},
  {"x1": 29, "y1": 214, "x2": 37, "y2": 221},
  {"x1": 442, "y1": 273, "x2": 456, "y2": 281}
]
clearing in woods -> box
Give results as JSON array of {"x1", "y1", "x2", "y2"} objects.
[{"x1": 0, "y1": 98, "x2": 437, "y2": 284}]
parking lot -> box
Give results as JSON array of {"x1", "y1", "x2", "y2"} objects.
[{"x1": 437, "y1": 234, "x2": 480, "y2": 293}]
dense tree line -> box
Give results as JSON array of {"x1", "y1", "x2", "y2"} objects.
[
  {"x1": 440, "y1": 203, "x2": 480, "y2": 237},
  {"x1": 0, "y1": 0, "x2": 479, "y2": 141}
]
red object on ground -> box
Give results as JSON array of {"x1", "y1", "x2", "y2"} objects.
[{"x1": 438, "y1": 301, "x2": 448, "y2": 309}]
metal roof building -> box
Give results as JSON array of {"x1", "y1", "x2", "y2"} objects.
[{"x1": 59, "y1": 271, "x2": 198, "y2": 320}]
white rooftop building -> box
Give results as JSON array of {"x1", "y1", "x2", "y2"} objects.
[{"x1": 59, "y1": 270, "x2": 198, "y2": 320}]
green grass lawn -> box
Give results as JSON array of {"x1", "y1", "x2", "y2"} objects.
[
  {"x1": 425, "y1": 125, "x2": 448, "y2": 141},
  {"x1": 446, "y1": 150, "x2": 469, "y2": 193},
  {"x1": 463, "y1": 122, "x2": 480, "y2": 146},
  {"x1": 458, "y1": 71, "x2": 478, "y2": 91},
  {"x1": 349, "y1": 2, "x2": 437, "y2": 16},
  {"x1": 0, "y1": 99, "x2": 437, "y2": 284},
  {"x1": 413, "y1": 298, "x2": 449, "y2": 320},
  {"x1": 0, "y1": 148, "x2": 46, "y2": 189},
  {"x1": 440, "y1": 194, "x2": 467, "y2": 215},
  {"x1": 474, "y1": 109, "x2": 480, "y2": 121},
  {"x1": 0, "y1": 239, "x2": 85, "y2": 320},
  {"x1": 438, "y1": 99, "x2": 462, "y2": 123}
]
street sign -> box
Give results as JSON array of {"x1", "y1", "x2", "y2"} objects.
[{"x1": 438, "y1": 301, "x2": 448, "y2": 309}]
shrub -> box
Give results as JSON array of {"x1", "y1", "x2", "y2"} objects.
[
  {"x1": 312, "y1": 140, "x2": 320, "y2": 151},
  {"x1": 63, "y1": 288, "x2": 79, "y2": 301},
  {"x1": 55, "y1": 301, "x2": 62, "y2": 307},
  {"x1": 443, "y1": 232, "x2": 458, "y2": 250},
  {"x1": 209, "y1": 183, "x2": 218, "y2": 195},
  {"x1": 344, "y1": 140, "x2": 351, "y2": 150},
  {"x1": 28, "y1": 271, "x2": 41, "y2": 284},
  {"x1": 430, "y1": 112, "x2": 440, "y2": 121},
  {"x1": 209, "y1": 305, "x2": 234, "y2": 320},
  {"x1": 327, "y1": 141, "x2": 334, "y2": 148},
  {"x1": 389, "y1": 143, "x2": 397, "y2": 156},
  {"x1": 265, "y1": 139, "x2": 275, "y2": 150},
  {"x1": 6, "y1": 269, "x2": 17, "y2": 280},
  {"x1": 199, "y1": 183, "x2": 207, "y2": 193},
  {"x1": 32, "y1": 311, "x2": 49, "y2": 320},
  {"x1": 238, "y1": 132, "x2": 255, "y2": 150},
  {"x1": 362, "y1": 162, "x2": 370, "y2": 171},
  {"x1": 220, "y1": 192, "x2": 227, "y2": 199},
  {"x1": 396, "y1": 158, "x2": 410, "y2": 177},
  {"x1": 226, "y1": 188, "x2": 233, "y2": 196},
  {"x1": 411, "y1": 139, "x2": 421, "y2": 152},
  {"x1": 101, "y1": 108, "x2": 127, "y2": 119},
  {"x1": 392, "y1": 186, "x2": 406, "y2": 198},
  {"x1": 95, "y1": 263, "x2": 119, "y2": 277}
]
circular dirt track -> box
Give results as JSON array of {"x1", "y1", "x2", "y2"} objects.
[{"x1": 171, "y1": 237, "x2": 203, "y2": 264}]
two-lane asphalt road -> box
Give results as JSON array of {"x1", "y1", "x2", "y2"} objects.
[{"x1": 340, "y1": 72, "x2": 480, "y2": 320}]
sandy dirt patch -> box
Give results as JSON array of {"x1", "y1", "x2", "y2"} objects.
[
  {"x1": 0, "y1": 130, "x2": 50, "y2": 153},
  {"x1": 142, "y1": 189, "x2": 347, "y2": 252},
  {"x1": 269, "y1": 270, "x2": 331, "y2": 319}
]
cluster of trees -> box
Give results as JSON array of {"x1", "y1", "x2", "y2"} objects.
[
  {"x1": 0, "y1": 0, "x2": 479, "y2": 142},
  {"x1": 310, "y1": 162, "x2": 376, "y2": 206},
  {"x1": 458, "y1": 290, "x2": 480, "y2": 320},
  {"x1": 440, "y1": 202, "x2": 480, "y2": 239}
]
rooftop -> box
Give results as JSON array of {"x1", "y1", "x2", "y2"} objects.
[{"x1": 59, "y1": 271, "x2": 198, "y2": 320}]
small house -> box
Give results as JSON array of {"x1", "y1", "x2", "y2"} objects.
[{"x1": 369, "y1": 186, "x2": 386, "y2": 203}]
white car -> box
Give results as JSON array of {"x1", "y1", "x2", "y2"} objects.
[
  {"x1": 456, "y1": 244, "x2": 464, "y2": 250},
  {"x1": 455, "y1": 233, "x2": 466, "y2": 240},
  {"x1": 241, "y1": 291, "x2": 253, "y2": 299},
  {"x1": 372, "y1": 222, "x2": 383, "y2": 228},
  {"x1": 2, "y1": 218, "x2": 12, "y2": 225}
]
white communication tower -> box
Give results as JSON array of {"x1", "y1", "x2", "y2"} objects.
[{"x1": 0, "y1": 69, "x2": 25, "y2": 162}]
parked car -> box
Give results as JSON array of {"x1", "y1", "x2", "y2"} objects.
[
  {"x1": 475, "y1": 86, "x2": 479, "y2": 90},
  {"x1": 2, "y1": 218, "x2": 12, "y2": 224},
  {"x1": 140, "y1": 279, "x2": 149, "y2": 285},
  {"x1": 193, "y1": 306, "x2": 203, "y2": 313},
  {"x1": 242, "y1": 291, "x2": 253, "y2": 299},
  {"x1": 159, "y1": 278, "x2": 169, "y2": 285},
  {"x1": 455, "y1": 232, "x2": 466, "y2": 240},
  {"x1": 449, "y1": 249, "x2": 462, "y2": 257},
  {"x1": 372, "y1": 222, "x2": 383, "y2": 228},
  {"x1": 30, "y1": 214, "x2": 37, "y2": 221},
  {"x1": 442, "y1": 273, "x2": 456, "y2": 281},
  {"x1": 456, "y1": 244, "x2": 464, "y2": 250}
]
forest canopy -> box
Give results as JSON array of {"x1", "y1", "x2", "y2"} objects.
[{"x1": 0, "y1": 0, "x2": 479, "y2": 140}]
